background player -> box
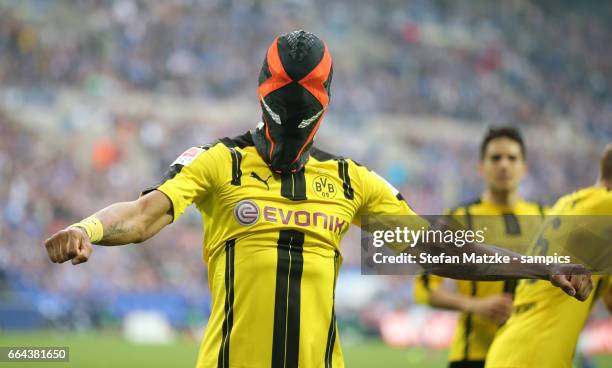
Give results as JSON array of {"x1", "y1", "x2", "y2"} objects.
[
  {"x1": 413, "y1": 127, "x2": 547, "y2": 368},
  {"x1": 485, "y1": 143, "x2": 612, "y2": 368}
]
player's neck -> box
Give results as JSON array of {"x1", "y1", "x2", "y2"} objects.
[
  {"x1": 596, "y1": 178, "x2": 612, "y2": 191},
  {"x1": 482, "y1": 189, "x2": 519, "y2": 207}
]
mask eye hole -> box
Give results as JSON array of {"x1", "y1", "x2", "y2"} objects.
[
  {"x1": 261, "y1": 97, "x2": 282, "y2": 125},
  {"x1": 297, "y1": 108, "x2": 325, "y2": 129}
]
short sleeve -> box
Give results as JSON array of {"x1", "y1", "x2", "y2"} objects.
[
  {"x1": 141, "y1": 144, "x2": 224, "y2": 222},
  {"x1": 356, "y1": 167, "x2": 416, "y2": 216},
  {"x1": 413, "y1": 273, "x2": 445, "y2": 304},
  {"x1": 354, "y1": 165, "x2": 429, "y2": 229}
]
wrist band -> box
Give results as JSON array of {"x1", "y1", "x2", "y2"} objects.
[{"x1": 69, "y1": 216, "x2": 104, "y2": 243}]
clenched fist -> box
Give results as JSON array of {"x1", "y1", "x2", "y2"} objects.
[
  {"x1": 44, "y1": 227, "x2": 93, "y2": 265},
  {"x1": 550, "y1": 264, "x2": 593, "y2": 301}
]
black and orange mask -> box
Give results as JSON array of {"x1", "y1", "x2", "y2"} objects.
[{"x1": 253, "y1": 30, "x2": 333, "y2": 174}]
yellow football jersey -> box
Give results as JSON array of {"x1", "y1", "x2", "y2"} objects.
[
  {"x1": 142, "y1": 131, "x2": 425, "y2": 368},
  {"x1": 486, "y1": 186, "x2": 612, "y2": 368},
  {"x1": 413, "y1": 198, "x2": 547, "y2": 365}
]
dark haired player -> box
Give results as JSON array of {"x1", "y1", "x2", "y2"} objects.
[
  {"x1": 414, "y1": 127, "x2": 547, "y2": 368},
  {"x1": 44, "y1": 31, "x2": 591, "y2": 368}
]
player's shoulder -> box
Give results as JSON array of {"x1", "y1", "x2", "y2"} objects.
[
  {"x1": 583, "y1": 186, "x2": 612, "y2": 204},
  {"x1": 446, "y1": 198, "x2": 482, "y2": 216},
  {"x1": 517, "y1": 199, "x2": 548, "y2": 216},
  {"x1": 551, "y1": 186, "x2": 612, "y2": 215},
  {"x1": 217, "y1": 130, "x2": 256, "y2": 150},
  {"x1": 186, "y1": 130, "x2": 256, "y2": 158},
  {"x1": 572, "y1": 187, "x2": 612, "y2": 214},
  {"x1": 596, "y1": 189, "x2": 612, "y2": 212},
  {"x1": 309, "y1": 146, "x2": 366, "y2": 174},
  {"x1": 200, "y1": 131, "x2": 256, "y2": 159},
  {"x1": 168, "y1": 131, "x2": 254, "y2": 170},
  {"x1": 555, "y1": 187, "x2": 594, "y2": 205},
  {"x1": 310, "y1": 147, "x2": 360, "y2": 165},
  {"x1": 309, "y1": 147, "x2": 382, "y2": 197}
]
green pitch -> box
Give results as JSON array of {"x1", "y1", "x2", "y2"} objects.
[{"x1": 0, "y1": 331, "x2": 610, "y2": 367}]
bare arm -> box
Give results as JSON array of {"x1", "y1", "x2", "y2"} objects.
[
  {"x1": 428, "y1": 286, "x2": 472, "y2": 311},
  {"x1": 418, "y1": 240, "x2": 592, "y2": 301},
  {"x1": 93, "y1": 190, "x2": 173, "y2": 245},
  {"x1": 44, "y1": 190, "x2": 173, "y2": 265},
  {"x1": 427, "y1": 284, "x2": 513, "y2": 324},
  {"x1": 368, "y1": 217, "x2": 593, "y2": 301}
]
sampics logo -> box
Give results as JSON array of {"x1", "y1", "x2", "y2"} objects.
[{"x1": 234, "y1": 200, "x2": 260, "y2": 226}]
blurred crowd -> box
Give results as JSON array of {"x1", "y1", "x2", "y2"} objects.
[
  {"x1": 0, "y1": 0, "x2": 611, "y2": 329},
  {"x1": 1, "y1": 0, "x2": 611, "y2": 134}
]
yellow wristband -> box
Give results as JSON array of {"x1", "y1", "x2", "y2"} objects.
[{"x1": 70, "y1": 216, "x2": 104, "y2": 243}]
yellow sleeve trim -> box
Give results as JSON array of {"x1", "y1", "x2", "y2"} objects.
[{"x1": 156, "y1": 183, "x2": 182, "y2": 223}]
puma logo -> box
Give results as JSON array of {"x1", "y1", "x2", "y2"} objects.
[{"x1": 251, "y1": 171, "x2": 272, "y2": 190}]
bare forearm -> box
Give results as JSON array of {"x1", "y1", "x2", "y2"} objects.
[
  {"x1": 92, "y1": 201, "x2": 148, "y2": 245},
  {"x1": 372, "y1": 217, "x2": 554, "y2": 281},
  {"x1": 428, "y1": 288, "x2": 472, "y2": 312},
  {"x1": 46, "y1": 191, "x2": 172, "y2": 266},
  {"x1": 87, "y1": 191, "x2": 172, "y2": 246}
]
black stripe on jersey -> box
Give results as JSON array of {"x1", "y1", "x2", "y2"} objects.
[
  {"x1": 324, "y1": 250, "x2": 340, "y2": 368},
  {"x1": 502, "y1": 213, "x2": 520, "y2": 294},
  {"x1": 165, "y1": 164, "x2": 185, "y2": 180},
  {"x1": 464, "y1": 206, "x2": 474, "y2": 232},
  {"x1": 310, "y1": 148, "x2": 361, "y2": 201},
  {"x1": 232, "y1": 131, "x2": 255, "y2": 148},
  {"x1": 220, "y1": 137, "x2": 236, "y2": 148},
  {"x1": 310, "y1": 147, "x2": 340, "y2": 161},
  {"x1": 502, "y1": 213, "x2": 521, "y2": 235},
  {"x1": 337, "y1": 159, "x2": 354, "y2": 200},
  {"x1": 462, "y1": 281, "x2": 477, "y2": 361},
  {"x1": 219, "y1": 133, "x2": 252, "y2": 186},
  {"x1": 229, "y1": 148, "x2": 243, "y2": 186},
  {"x1": 448, "y1": 198, "x2": 481, "y2": 216},
  {"x1": 421, "y1": 273, "x2": 431, "y2": 290},
  {"x1": 503, "y1": 280, "x2": 517, "y2": 295},
  {"x1": 218, "y1": 239, "x2": 236, "y2": 368},
  {"x1": 310, "y1": 147, "x2": 366, "y2": 166},
  {"x1": 272, "y1": 230, "x2": 305, "y2": 368},
  {"x1": 141, "y1": 163, "x2": 184, "y2": 196},
  {"x1": 280, "y1": 169, "x2": 307, "y2": 201},
  {"x1": 219, "y1": 131, "x2": 255, "y2": 149}
]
